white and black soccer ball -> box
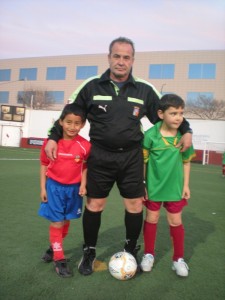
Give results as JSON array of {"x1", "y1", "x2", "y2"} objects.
[{"x1": 108, "y1": 251, "x2": 137, "y2": 281}]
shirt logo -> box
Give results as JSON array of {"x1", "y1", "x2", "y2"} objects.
[
  {"x1": 133, "y1": 106, "x2": 140, "y2": 117},
  {"x1": 98, "y1": 105, "x2": 107, "y2": 112},
  {"x1": 52, "y1": 242, "x2": 62, "y2": 251}
]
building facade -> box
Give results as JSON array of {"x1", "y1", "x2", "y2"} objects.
[{"x1": 0, "y1": 50, "x2": 224, "y2": 111}]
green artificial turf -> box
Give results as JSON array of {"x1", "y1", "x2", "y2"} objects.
[{"x1": 0, "y1": 147, "x2": 224, "y2": 300}]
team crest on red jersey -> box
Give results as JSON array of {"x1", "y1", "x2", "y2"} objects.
[{"x1": 74, "y1": 155, "x2": 81, "y2": 162}]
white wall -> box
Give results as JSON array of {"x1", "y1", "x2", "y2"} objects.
[
  {"x1": 21, "y1": 109, "x2": 91, "y2": 142},
  {"x1": 188, "y1": 119, "x2": 225, "y2": 150},
  {"x1": 0, "y1": 109, "x2": 225, "y2": 150},
  {"x1": 22, "y1": 109, "x2": 90, "y2": 141}
]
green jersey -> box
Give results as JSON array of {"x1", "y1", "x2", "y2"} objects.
[{"x1": 143, "y1": 121, "x2": 195, "y2": 202}]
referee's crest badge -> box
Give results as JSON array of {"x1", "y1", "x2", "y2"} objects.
[{"x1": 133, "y1": 106, "x2": 140, "y2": 117}]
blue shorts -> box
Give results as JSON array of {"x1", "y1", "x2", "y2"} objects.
[{"x1": 38, "y1": 178, "x2": 83, "y2": 222}]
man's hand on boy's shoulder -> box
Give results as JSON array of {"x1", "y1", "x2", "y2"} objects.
[
  {"x1": 45, "y1": 139, "x2": 58, "y2": 160},
  {"x1": 176, "y1": 133, "x2": 192, "y2": 152}
]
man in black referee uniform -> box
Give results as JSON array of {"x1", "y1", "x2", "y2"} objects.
[{"x1": 45, "y1": 37, "x2": 193, "y2": 276}]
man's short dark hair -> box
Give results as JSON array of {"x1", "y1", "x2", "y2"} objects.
[{"x1": 109, "y1": 37, "x2": 135, "y2": 56}]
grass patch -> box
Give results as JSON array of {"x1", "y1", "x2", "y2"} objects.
[{"x1": 0, "y1": 147, "x2": 224, "y2": 300}]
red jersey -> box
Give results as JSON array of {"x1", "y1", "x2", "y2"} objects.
[{"x1": 40, "y1": 135, "x2": 91, "y2": 184}]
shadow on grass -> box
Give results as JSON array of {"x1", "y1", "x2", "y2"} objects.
[{"x1": 66, "y1": 211, "x2": 214, "y2": 266}]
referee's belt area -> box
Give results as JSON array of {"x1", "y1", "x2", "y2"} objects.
[{"x1": 92, "y1": 141, "x2": 141, "y2": 153}]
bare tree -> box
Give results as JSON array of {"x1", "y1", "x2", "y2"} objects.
[
  {"x1": 18, "y1": 88, "x2": 54, "y2": 110},
  {"x1": 185, "y1": 96, "x2": 225, "y2": 120}
]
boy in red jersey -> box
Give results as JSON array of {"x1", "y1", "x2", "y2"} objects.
[
  {"x1": 141, "y1": 94, "x2": 195, "y2": 277},
  {"x1": 39, "y1": 103, "x2": 91, "y2": 278}
]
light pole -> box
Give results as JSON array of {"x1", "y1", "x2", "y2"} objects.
[
  {"x1": 160, "y1": 83, "x2": 166, "y2": 94},
  {"x1": 0, "y1": 78, "x2": 25, "y2": 85}
]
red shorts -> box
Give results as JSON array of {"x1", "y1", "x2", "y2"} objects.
[{"x1": 144, "y1": 198, "x2": 188, "y2": 213}]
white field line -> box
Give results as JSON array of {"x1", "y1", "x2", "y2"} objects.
[{"x1": 0, "y1": 158, "x2": 39, "y2": 160}]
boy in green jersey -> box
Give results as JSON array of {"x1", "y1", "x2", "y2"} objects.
[{"x1": 140, "y1": 94, "x2": 195, "y2": 277}]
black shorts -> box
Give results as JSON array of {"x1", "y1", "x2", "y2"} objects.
[{"x1": 86, "y1": 144, "x2": 145, "y2": 199}]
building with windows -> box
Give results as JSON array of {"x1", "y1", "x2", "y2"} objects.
[
  {"x1": 0, "y1": 50, "x2": 224, "y2": 110},
  {"x1": 0, "y1": 50, "x2": 225, "y2": 164}
]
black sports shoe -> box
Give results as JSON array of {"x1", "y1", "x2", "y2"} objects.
[
  {"x1": 78, "y1": 245, "x2": 96, "y2": 276},
  {"x1": 125, "y1": 245, "x2": 142, "y2": 273},
  {"x1": 54, "y1": 259, "x2": 73, "y2": 278},
  {"x1": 41, "y1": 246, "x2": 53, "y2": 263}
]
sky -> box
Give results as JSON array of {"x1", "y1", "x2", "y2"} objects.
[{"x1": 0, "y1": 0, "x2": 225, "y2": 59}]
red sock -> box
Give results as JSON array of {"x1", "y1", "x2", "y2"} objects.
[
  {"x1": 62, "y1": 221, "x2": 70, "y2": 239},
  {"x1": 143, "y1": 221, "x2": 157, "y2": 256},
  {"x1": 170, "y1": 224, "x2": 184, "y2": 261},
  {"x1": 49, "y1": 226, "x2": 65, "y2": 261},
  {"x1": 222, "y1": 164, "x2": 225, "y2": 175}
]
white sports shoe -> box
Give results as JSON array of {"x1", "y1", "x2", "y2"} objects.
[
  {"x1": 172, "y1": 258, "x2": 189, "y2": 277},
  {"x1": 140, "y1": 254, "x2": 154, "y2": 272}
]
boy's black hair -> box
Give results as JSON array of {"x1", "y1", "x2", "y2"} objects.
[
  {"x1": 59, "y1": 103, "x2": 86, "y2": 122},
  {"x1": 159, "y1": 94, "x2": 185, "y2": 112}
]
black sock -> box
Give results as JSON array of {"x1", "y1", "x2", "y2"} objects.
[
  {"x1": 124, "y1": 210, "x2": 143, "y2": 252},
  {"x1": 82, "y1": 207, "x2": 102, "y2": 247}
]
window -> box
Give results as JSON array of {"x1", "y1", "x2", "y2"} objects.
[
  {"x1": 149, "y1": 64, "x2": 175, "y2": 79},
  {"x1": 187, "y1": 92, "x2": 214, "y2": 105},
  {"x1": 0, "y1": 69, "x2": 11, "y2": 81},
  {"x1": 0, "y1": 91, "x2": 9, "y2": 103},
  {"x1": 46, "y1": 67, "x2": 66, "y2": 80},
  {"x1": 17, "y1": 91, "x2": 25, "y2": 104},
  {"x1": 18, "y1": 91, "x2": 64, "y2": 105},
  {"x1": 188, "y1": 64, "x2": 216, "y2": 79},
  {"x1": 45, "y1": 91, "x2": 64, "y2": 104},
  {"x1": 17, "y1": 91, "x2": 35, "y2": 105},
  {"x1": 19, "y1": 68, "x2": 37, "y2": 80},
  {"x1": 76, "y1": 66, "x2": 98, "y2": 80}
]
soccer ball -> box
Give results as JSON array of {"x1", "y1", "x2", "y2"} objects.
[{"x1": 108, "y1": 251, "x2": 137, "y2": 280}]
